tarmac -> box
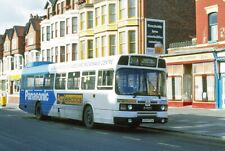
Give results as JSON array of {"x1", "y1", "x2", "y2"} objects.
[{"x1": 1, "y1": 104, "x2": 225, "y2": 141}]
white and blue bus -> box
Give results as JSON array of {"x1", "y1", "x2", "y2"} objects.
[{"x1": 19, "y1": 54, "x2": 168, "y2": 128}]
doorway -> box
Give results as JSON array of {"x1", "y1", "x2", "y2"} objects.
[{"x1": 183, "y1": 64, "x2": 192, "y2": 102}]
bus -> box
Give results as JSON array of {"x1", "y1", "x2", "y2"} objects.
[{"x1": 19, "y1": 54, "x2": 168, "y2": 128}]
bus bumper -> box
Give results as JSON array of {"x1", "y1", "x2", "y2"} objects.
[{"x1": 113, "y1": 111, "x2": 168, "y2": 124}]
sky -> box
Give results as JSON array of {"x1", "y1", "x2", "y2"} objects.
[{"x1": 0, "y1": 0, "x2": 46, "y2": 34}]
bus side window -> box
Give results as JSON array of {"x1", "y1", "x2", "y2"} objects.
[
  {"x1": 44, "y1": 74, "x2": 54, "y2": 89},
  {"x1": 26, "y1": 76, "x2": 35, "y2": 89},
  {"x1": 81, "y1": 71, "x2": 95, "y2": 90},
  {"x1": 34, "y1": 75, "x2": 44, "y2": 89},
  {"x1": 55, "y1": 73, "x2": 66, "y2": 90},
  {"x1": 97, "y1": 69, "x2": 114, "y2": 90},
  {"x1": 67, "y1": 72, "x2": 80, "y2": 90}
]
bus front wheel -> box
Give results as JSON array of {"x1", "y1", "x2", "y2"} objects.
[{"x1": 83, "y1": 106, "x2": 95, "y2": 128}]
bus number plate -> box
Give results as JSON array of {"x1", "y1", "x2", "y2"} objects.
[{"x1": 142, "y1": 119, "x2": 154, "y2": 123}]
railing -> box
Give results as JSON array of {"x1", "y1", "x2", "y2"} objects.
[{"x1": 169, "y1": 40, "x2": 196, "y2": 49}]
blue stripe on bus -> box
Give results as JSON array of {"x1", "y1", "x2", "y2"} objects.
[{"x1": 20, "y1": 62, "x2": 55, "y2": 115}]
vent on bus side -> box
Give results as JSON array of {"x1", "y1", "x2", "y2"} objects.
[{"x1": 118, "y1": 56, "x2": 129, "y2": 65}]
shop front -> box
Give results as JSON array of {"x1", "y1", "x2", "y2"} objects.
[
  {"x1": 7, "y1": 71, "x2": 21, "y2": 105},
  {"x1": 164, "y1": 51, "x2": 217, "y2": 109}
]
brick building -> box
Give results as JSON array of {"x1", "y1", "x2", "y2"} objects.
[{"x1": 164, "y1": 0, "x2": 225, "y2": 109}]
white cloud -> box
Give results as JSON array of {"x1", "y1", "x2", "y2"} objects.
[{"x1": 0, "y1": 0, "x2": 46, "y2": 34}]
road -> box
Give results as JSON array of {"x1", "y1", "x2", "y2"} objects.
[{"x1": 0, "y1": 108, "x2": 224, "y2": 151}]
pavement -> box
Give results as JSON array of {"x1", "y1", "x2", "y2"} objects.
[
  {"x1": 142, "y1": 106, "x2": 225, "y2": 141},
  {"x1": 1, "y1": 104, "x2": 225, "y2": 141}
]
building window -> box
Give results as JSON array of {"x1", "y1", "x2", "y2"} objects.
[
  {"x1": 12, "y1": 39, "x2": 17, "y2": 50},
  {"x1": 87, "y1": 11, "x2": 93, "y2": 29},
  {"x1": 72, "y1": 43, "x2": 77, "y2": 61},
  {"x1": 167, "y1": 76, "x2": 182, "y2": 101},
  {"x1": 60, "y1": 21, "x2": 65, "y2": 37},
  {"x1": 55, "y1": 22, "x2": 58, "y2": 37},
  {"x1": 119, "y1": 31, "x2": 126, "y2": 54},
  {"x1": 96, "y1": 37, "x2": 101, "y2": 57},
  {"x1": 66, "y1": 44, "x2": 70, "y2": 62},
  {"x1": 101, "y1": 5, "x2": 106, "y2": 25},
  {"x1": 80, "y1": 13, "x2": 85, "y2": 30},
  {"x1": 66, "y1": 0, "x2": 70, "y2": 9},
  {"x1": 55, "y1": 47, "x2": 58, "y2": 63},
  {"x1": 88, "y1": 40, "x2": 93, "y2": 59},
  {"x1": 119, "y1": 0, "x2": 126, "y2": 20},
  {"x1": 42, "y1": 27, "x2": 45, "y2": 41},
  {"x1": 60, "y1": 46, "x2": 65, "y2": 62},
  {"x1": 129, "y1": 31, "x2": 136, "y2": 53},
  {"x1": 47, "y1": 8, "x2": 51, "y2": 19},
  {"x1": 51, "y1": 48, "x2": 54, "y2": 62},
  {"x1": 57, "y1": 3, "x2": 60, "y2": 14},
  {"x1": 51, "y1": 24, "x2": 54, "y2": 39},
  {"x1": 109, "y1": 4, "x2": 116, "y2": 23},
  {"x1": 102, "y1": 36, "x2": 107, "y2": 56},
  {"x1": 66, "y1": 18, "x2": 70, "y2": 35},
  {"x1": 72, "y1": 17, "x2": 77, "y2": 33},
  {"x1": 109, "y1": 35, "x2": 116, "y2": 56},
  {"x1": 61, "y1": 2, "x2": 64, "y2": 14},
  {"x1": 46, "y1": 26, "x2": 50, "y2": 41},
  {"x1": 208, "y1": 12, "x2": 218, "y2": 42},
  {"x1": 72, "y1": 0, "x2": 76, "y2": 9},
  {"x1": 47, "y1": 49, "x2": 51, "y2": 61},
  {"x1": 95, "y1": 7, "x2": 100, "y2": 26},
  {"x1": 81, "y1": 40, "x2": 86, "y2": 59},
  {"x1": 28, "y1": 33, "x2": 34, "y2": 45},
  {"x1": 128, "y1": 0, "x2": 136, "y2": 18}
]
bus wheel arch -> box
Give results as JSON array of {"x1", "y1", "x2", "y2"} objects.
[
  {"x1": 35, "y1": 101, "x2": 44, "y2": 120},
  {"x1": 83, "y1": 104, "x2": 95, "y2": 128}
]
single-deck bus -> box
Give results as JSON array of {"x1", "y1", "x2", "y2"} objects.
[{"x1": 19, "y1": 54, "x2": 168, "y2": 128}]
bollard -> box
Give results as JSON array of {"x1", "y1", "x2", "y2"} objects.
[{"x1": 1, "y1": 96, "x2": 6, "y2": 107}]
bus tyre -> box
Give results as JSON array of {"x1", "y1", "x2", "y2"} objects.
[
  {"x1": 128, "y1": 122, "x2": 140, "y2": 129},
  {"x1": 83, "y1": 106, "x2": 95, "y2": 128},
  {"x1": 35, "y1": 102, "x2": 44, "y2": 120}
]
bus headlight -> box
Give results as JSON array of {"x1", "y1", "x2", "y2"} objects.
[
  {"x1": 161, "y1": 105, "x2": 167, "y2": 111},
  {"x1": 128, "y1": 105, "x2": 133, "y2": 110}
]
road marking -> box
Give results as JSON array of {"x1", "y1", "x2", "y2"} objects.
[
  {"x1": 95, "y1": 131, "x2": 109, "y2": 135},
  {"x1": 123, "y1": 136, "x2": 141, "y2": 141},
  {"x1": 158, "y1": 142, "x2": 180, "y2": 148}
]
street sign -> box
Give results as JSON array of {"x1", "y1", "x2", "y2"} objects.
[{"x1": 145, "y1": 19, "x2": 165, "y2": 55}]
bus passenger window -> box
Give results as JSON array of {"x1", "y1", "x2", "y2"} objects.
[
  {"x1": 81, "y1": 71, "x2": 95, "y2": 90},
  {"x1": 97, "y1": 70, "x2": 114, "y2": 90},
  {"x1": 67, "y1": 72, "x2": 80, "y2": 90},
  {"x1": 26, "y1": 76, "x2": 34, "y2": 89},
  {"x1": 44, "y1": 74, "x2": 54, "y2": 89},
  {"x1": 34, "y1": 75, "x2": 44, "y2": 89},
  {"x1": 55, "y1": 73, "x2": 66, "y2": 90}
]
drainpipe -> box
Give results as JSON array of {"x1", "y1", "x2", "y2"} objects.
[{"x1": 213, "y1": 50, "x2": 221, "y2": 109}]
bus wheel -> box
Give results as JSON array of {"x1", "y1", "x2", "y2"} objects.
[
  {"x1": 83, "y1": 106, "x2": 95, "y2": 128},
  {"x1": 128, "y1": 122, "x2": 141, "y2": 129},
  {"x1": 35, "y1": 102, "x2": 43, "y2": 120}
]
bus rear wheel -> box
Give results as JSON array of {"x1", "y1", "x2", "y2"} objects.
[
  {"x1": 83, "y1": 106, "x2": 95, "y2": 128},
  {"x1": 35, "y1": 102, "x2": 44, "y2": 120}
]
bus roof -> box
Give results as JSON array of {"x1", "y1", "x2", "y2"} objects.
[
  {"x1": 22, "y1": 62, "x2": 51, "y2": 76},
  {"x1": 21, "y1": 54, "x2": 165, "y2": 75}
]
